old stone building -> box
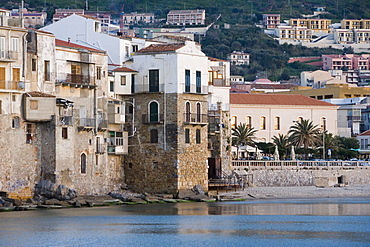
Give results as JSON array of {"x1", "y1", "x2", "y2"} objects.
[{"x1": 119, "y1": 41, "x2": 211, "y2": 194}]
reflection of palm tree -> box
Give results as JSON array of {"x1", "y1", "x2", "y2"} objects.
[
  {"x1": 272, "y1": 134, "x2": 290, "y2": 159},
  {"x1": 288, "y1": 119, "x2": 321, "y2": 159},
  {"x1": 232, "y1": 123, "x2": 257, "y2": 159}
]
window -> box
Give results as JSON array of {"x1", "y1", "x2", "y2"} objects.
[
  {"x1": 120, "y1": 75, "x2": 126, "y2": 85},
  {"x1": 150, "y1": 129, "x2": 158, "y2": 143},
  {"x1": 231, "y1": 116, "x2": 237, "y2": 129},
  {"x1": 109, "y1": 81, "x2": 114, "y2": 92},
  {"x1": 62, "y1": 127, "x2": 68, "y2": 139},
  {"x1": 196, "y1": 71, "x2": 201, "y2": 93},
  {"x1": 185, "y1": 69, "x2": 190, "y2": 92},
  {"x1": 196, "y1": 129, "x2": 201, "y2": 144},
  {"x1": 149, "y1": 69, "x2": 159, "y2": 92},
  {"x1": 0, "y1": 37, "x2": 5, "y2": 58},
  {"x1": 30, "y1": 100, "x2": 38, "y2": 110},
  {"x1": 149, "y1": 101, "x2": 159, "y2": 122},
  {"x1": 71, "y1": 64, "x2": 81, "y2": 75},
  {"x1": 81, "y1": 153, "x2": 87, "y2": 173},
  {"x1": 26, "y1": 123, "x2": 35, "y2": 144},
  {"x1": 246, "y1": 116, "x2": 252, "y2": 128},
  {"x1": 274, "y1": 117, "x2": 280, "y2": 130},
  {"x1": 185, "y1": 102, "x2": 190, "y2": 122},
  {"x1": 131, "y1": 74, "x2": 135, "y2": 93},
  {"x1": 196, "y1": 103, "x2": 201, "y2": 122},
  {"x1": 96, "y1": 67, "x2": 102, "y2": 80},
  {"x1": 44, "y1": 60, "x2": 50, "y2": 81},
  {"x1": 185, "y1": 129, "x2": 190, "y2": 143},
  {"x1": 12, "y1": 68, "x2": 20, "y2": 82},
  {"x1": 11, "y1": 37, "x2": 18, "y2": 52},
  {"x1": 260, "y1": 116, "x2": 266, "y2": 130},
  {"x1": 12, "y1": 117, "x2": 20, "y2": 129},
  {"x1": 32, "y1": 59, "x2": 37, "y2": 71},
  {"x1": 132, "y1": 45, "x2": 138, "y2": 52}
]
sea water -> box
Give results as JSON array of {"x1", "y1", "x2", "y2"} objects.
[{"x1": 0, "y1": 198, "x2": 369, "y2": 247}]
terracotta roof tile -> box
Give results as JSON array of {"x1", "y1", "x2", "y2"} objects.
[
  {"x1": 247, "y1": 83, "x2": 298, "y2": 89},
  {"x1": 55, "y1": 39, "x2": 105, "y2": 53},
  {"x1": 136, "y1": 44, "x2": 185, "y2": 53},
  {"x1": 357, "y1": 129, "x2": 370, "y2": 136},
  {"x1": 112, "y1": 67, "x2": 138, "y2": 72},
  {"x1": 209, "y1": 57, "x2": 227, "y2": 62},
  {"x1": 230, "y1": 94, "x2": 336, "y2": 107}
]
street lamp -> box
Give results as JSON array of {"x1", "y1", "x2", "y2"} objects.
[{"x1": 322, "y1": 118, "x2": 326, "y2": 160}]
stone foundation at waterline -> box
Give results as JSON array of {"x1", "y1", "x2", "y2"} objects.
[{"x1": 248, "y1": 169, "x2": 370, "y2": 187}]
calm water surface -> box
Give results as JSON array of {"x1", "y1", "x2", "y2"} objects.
[{"x1": 1, "y1": 198, "x2": 370, "y2": 247}]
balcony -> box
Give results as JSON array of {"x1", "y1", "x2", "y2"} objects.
[
  {"x1": 0, "y1": 80, "x2": 25, "y2": 91},
  {"x1": 98, "y1": 119, "x2": 108, "y2": 131},
  {"x1": 0, "y1": 51, "x2": 19, "y2": 62},
  {"x1": 58, "y1": 116, "x2": 73, "y2": 125},
  {"x1": 77, "y1": 118, "x2": 95, "y2": 131},
  {"x1": 184, "y1": 113, "x2": 208, "y2": 125},
  {"x1": 347, "y1": 115, "x2": 362, "y2": 121},
  {"x1": 56, "y1": 73, "x2": 96, "y2": 89},
  {"x1": 142, "y1": 114, "x2": 164, "y2": 124}
]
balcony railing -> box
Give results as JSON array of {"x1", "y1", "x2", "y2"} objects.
[
  {"x1": 184, "y1": 113, "x2": 208, "y2": 124},
  {"x1": 98, "y1": 120, "x2": 108, "y2": 129},
  {"x1": 56, "y1": 73, "x2": 95, "y2": 86},
  {"x1": 78, "y1": 118, "x2": 95, "y2": 127},
  {"x1": 0, "y1": 80, "x2": 25, "y2": 91},
  {"x1": 347, "y1": 115, "x2": 362, "y2": 121},
  {"x1": 142, "y1": 114, "x2": 164, "y2": 123},
  {"x1": 0, "y1": 51, "x2": 19, "y2": 61},
  {"x1": 58, "y1": 116, "x2": 73, "y2": 125}
]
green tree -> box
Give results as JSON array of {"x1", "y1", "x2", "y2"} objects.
[
  {"x1": 232, "y1": 123, "x2": 257, "y2": 159},
  {"x1": 272, "y1": 134, "x2": 290, "y2": 159},
  {"x1": 288, "y1": 119, "x2": 321, "y2": 159}
]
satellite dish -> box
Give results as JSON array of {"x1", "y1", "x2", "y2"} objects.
[{"x1": 18, "y1": 82, "x2": 25, "y2": 89}]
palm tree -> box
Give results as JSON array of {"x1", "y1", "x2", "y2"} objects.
[
  {"x1": 232, "y1": 123, "x2": 257, "y2": 159},
  {"x1": 272, "y1": 134, "x2": 290, "y2": 159},
  {"x1": 288, "y1": 119, "x2": 321, "y2": 159}
]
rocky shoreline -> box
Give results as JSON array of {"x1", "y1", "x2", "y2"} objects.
[{"x1": 2, "y1": 181, "x2": 370, "y2": 212}]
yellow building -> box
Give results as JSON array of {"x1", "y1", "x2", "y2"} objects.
[
  {"x1": 341, "y1": 19, "x2": 370, "y2": 29},
  {"x1": 272, "y1": 83, "x2": 370, "y2": 100},
  {"x1": 289, "y1": 18, "x2": 331, "y2": 33}
]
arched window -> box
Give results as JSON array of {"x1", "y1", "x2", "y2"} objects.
[
  {"x1": 149, "y1": 101, "x2": 159, "y2": 122},
  {"x1": 274, "y1": 116, "x2": 280, "y2": 130},
  {"x1": 81, "y1": 153, "x2": 87, "y2": 174},
  {"x1": 246, "y1": 116, "x2": 252, "y2": 128},
  {"x1": 185, "y1": 102, "x2": 190, "y2": 122},
  {"x1": 321, "y1": 117, "x2": 327, "y2": 131},
  {"x1": 196, "y1": 103, "x2": 201, "y2": 122},
  {"x1": 260, "y1": 116, "x2": 266, "y2": 130},
  {"x1": 150, "y1": 129, "x2": 158, "y2": 143}
]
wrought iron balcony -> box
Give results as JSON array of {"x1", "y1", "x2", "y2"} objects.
[
  {"x1": 184, "y1": 113, "x2": 208, "y2": 125},
  {"x1": 56, "y1": 73, "x2": 96, "y2": 88}
]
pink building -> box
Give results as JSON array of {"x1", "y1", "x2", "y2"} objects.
[
  {"x1": 262, "y1": 14, "x2": 280, "y2": 29},
  {"x1": 322, "y1": 54, "x2": 370, "y2": 70}
]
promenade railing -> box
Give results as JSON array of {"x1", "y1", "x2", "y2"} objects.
[{"x1": 232, "y1": 160, "x2": 370, "y2": 170}]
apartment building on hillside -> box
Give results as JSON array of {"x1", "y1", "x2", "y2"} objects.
[
  {"x1": 166, "y1": 9, "x2": 205, "y2": 26},
  {"x1": 289, "y1": 18, "x2": 331, "y2": 33},
  {"x1": 262, "y1": 14, "x2": 280, "y2": 29}
]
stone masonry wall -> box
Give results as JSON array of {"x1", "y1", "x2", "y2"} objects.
[{"x1": 250, "y1": 168, "x2": 370, "y2": 187}]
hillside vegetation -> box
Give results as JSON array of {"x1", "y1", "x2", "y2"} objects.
[{"x1": 1, "y1": 0, "x2": 369, "y2": 80}]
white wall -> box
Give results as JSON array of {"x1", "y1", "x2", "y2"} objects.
[{"x1": 230, "y1": 104, "x2": 338, "y2": 142}]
